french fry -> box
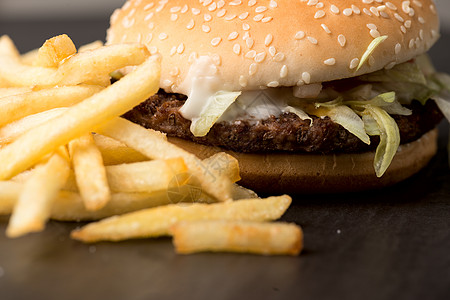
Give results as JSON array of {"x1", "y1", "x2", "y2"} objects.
[
  {"x1": 203, "y1": 152, "x2": 241, "y2": 183},
  {"x1": 70, "y1": 195, "x2": 291, "y2": 242},
  {"x1": 171, "y1": 220, "x2": 303, "y2": 256},
  {"x1": 0, "y1": 43, "x2": 150, "y2": 87},
  {"x1": 35, "y1": 34, "x2": 77, "y2": 68},
  {"x1": 6, "y1": 149, "x2": 70, "y2": 238},
  {"x1": 0, "y1": 85, "x2": 103, "y2": 127},
  {"x1": 69, "y1": 134, "x2": 111, "y2": 211},
  {"x1": 98, "y1": 117, "x2": 233, "y2": 202},
  {"x1": 78, "y1": 40, "x2": 103, "y2": 53},
  {"x1": 0, "y1": 181, "x2": 22, "y2": 214},
  {"x1": 21, "y1": 48, "x2": 39, "y2": 65},
  {"x1": 0, "y1": 108, "x2": 67, "y2": 145},
  {"x1": 0, "y1": 55, "x2": 160, "y2": 180},
  {"x1": 93, "y1": 134, "x2": 148, "y2": 165},
  {"x1": 0, "y1": 87, "x2": 32, "y2": 98},
  {"x1": 0, "y1": 35, "x2": 20, "y2": 58},
  {"x1": 106, "y1": 158, "x2": 187, "y2": 193}
]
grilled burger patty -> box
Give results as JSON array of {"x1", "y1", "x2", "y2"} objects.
[{"x1": 123, "y1": 90, "x2": 444, "y2": 154}]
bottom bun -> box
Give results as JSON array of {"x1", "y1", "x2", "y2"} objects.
[{"x1": 168, "y1": 128, "x2": 438, "y2": 194}]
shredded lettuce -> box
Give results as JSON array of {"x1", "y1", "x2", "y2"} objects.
[
  {"x1": 345, "y1": 92, "x2": 412, "y2": 116},
  {"x1": 284, "y1": 106, "x2": 313, "y2": 125},
  {"x1": 325, "y1": 105, "x2": 371, "y2": 145},
  {"x1": 190, "y1": 91, "x2": 241, "y2": 137},
  {"x1": 361, "y1": 105, "x2": 401, "y2": 177},
  {"x1": 358, "y1": 60, "x2": 427, "y2": 85},
  {"x1": 356, "y1": 36, "x2": 388, "y2": 72}
]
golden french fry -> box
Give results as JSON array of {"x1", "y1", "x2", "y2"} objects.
[
  {"x1": 93, "y1": 134, "x2": 148, "y2": 165},
  {"x1": 6, "y1": 150, "x2": 70, "y2": 238},
  {"x1": 0, "y1": 85, "x2": 103, "y2": 127},
  {"x1": 203, "y1": 152, "x2": 241, "y2": 183},
  {"x1": 0, "y1": 55, "x2": 160, "y2": 180},
  {"x1": 21, "y1": 48, "x2": 39, "y2": 65},
  {"x1": 0, "y1": 181, "x2": 22, "y2": 214},
  {"x1": 0, "y1": 87, "x2": 32, "y2": 98},
  {"x1": 69, "y1": 134, "x2": 111, "y2": 211},
  {"x1": 106, "y1": 158, "x2": 187, "y2": 193},
  {"x1": 70, "y1": 195, "x2": 292, "y2": 243},
  {"x1": 98, "y1": 117, "x2": 233, "y2": 202},
  {"x1": 36, "y1": 34, "x2": 77, "y2": 68},
  {"x1": 0, "y1": 108, "x2": 67, "y2": 145},
  {"x1": 172, "y1": 220, "x2": 303, "y2": 256},
  {"x1": 0, "y1": 35, "x2": 20, "y2": 58},
  {"x1": 78, "y1": 40, "x2": 103, "y2": 53},
  {"x1": 0, "y1": 43, "x2": 149, "y2": 87}
]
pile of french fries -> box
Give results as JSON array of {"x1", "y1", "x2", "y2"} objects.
[{"x1": 0, "y1": 34, "x2": 302, "y2": 256}]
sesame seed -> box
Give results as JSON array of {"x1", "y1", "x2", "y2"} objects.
[
  {"x1": 249, "y1": 63, "x2": 258, "y2": 75},
  {"x1": 145, "y1": 33, "x2": 152, "y2": 43},
  {"x1": 262, "y1": 17, "x2": 273, "y2": 22},
  {"x1": 239, "y1": 12, "x2": 249, "y2": 19},
  {"x1": 274, "y1": 52, "x2": 285, "y2": 62},
  {"x1": 370, "y1": 6, "x2": 380, "y2": 16},
  {"x1": 394, "y1": 13, "x2": 404, "y2": 22},
  {"x1": 367, "y1": 24, "x2": 377, "y2": 30},
  {"x1": 233, "y1": 44, "x2": 241, "y2": 55},
  {"x1": 409, "y1": 39, "x2": 415, "y2": 49},
  {"x1": 243, "y1": 23, "x2": 250, "y2": 31},
  {"x1": 188, "y1": 52, "x2": 198, "y2": 63},
  {"x1": 203, "y1": 0, "x2": 213, "y2": 6},
  {"x1": 402, "y1": 1, "x2": 410, "y2": 14},
  {"x1": 211, "y1": 37, "x2": 222, "y2": 46},
  {"x1": 269, "y1": 0, "x2": 278, "y2": 8},
  {"x1": 295, "y1": 31, "x2": 306, "y2": 40},
  {"x1": 248, "y1": 0, "x2": 257, "y2": 6},
  {"x1": 246, "y1": 38, "x2": 254, "y2": 49},
  {"x1": 192, "y1": 8, "x2": 200, "y2": 15},
  {"x1": 144, "y1": 3, "x2": 154, "y2": 10},
  {"x1": 363, "y1": 8, "x2": 372, "y2": 16},
  {"x1": 349, "y1": 58, "x2": 359, "y2": 69},
  {"x1": 419, "y1": 29, "x2": 424, "y2": 40},
  {"x1": 321, "y1": 24, "x2": 331, "y2": 34},
  {"x1": 280, "y1": 65, "x2": 288, "y2": 78},
  {"x1": 386, "y1": 2, "x2": 397, "y2": 10},
  {"x1": 148, "y1": 46, "x2": 158, "y2": 55},
  {"x1": 343, "y1": 8, "x2": 352, "y2": 16},
  {"x1": 302, "y1": 72, "x2": 311, "y2": 84},
  {"x1": 228, "y1": 32, "x2": 239, "y2": 40},
  {"x1": 385, "y1": 61, "x2": 397, "y2": 70},
  {"x1": 430, "y1": 4, "x2": 436, "y2": 14},
  {"x1": 368, "y1": 56, "x2": 375, "y2": 66},
  {"x1": 253, "y1": 14, "x2": 264, "y2": 21},
  {"x1": 338, "y1": 34, "x2": 346, "y2": 47},
  {"x1": 255, "y1": 52, "x2": 266, "y2": 63},
  {"x1": 170, "y1": 67, "x2": 180, "y2": 76},
  {"x1": 265, "y1": 34, "x2": 273, "y2": 46},
  {"x1": 255, "y1": 6, "x2": 268, "y2": 13},
  {"x1": 177, "y1": 43, "x2": 185, "y2": 54},
  {"x1": 158, "y1": 33, "x2": 168, "y2": 40},
  {"x1": 202, "y1": 25, "x2": 211, "y2": 33},
  {"x1": 186, "y1": 19, "x2": 195, "y2": 30},
  {"x1": 170, "y1": 46, "x2": 177, "y2": 56},
  {"x1": 418, "y1": 16, "x2": 425, "y2": 24},
  {"x1": 324, "y1": 58, "x2": 336, "y2": 66},
  {"x1": 208, "y1": 2, "x2": 217, "y2": 11},
  {"x1": 307, "y1": 0, "x2": 318, "y2": 6},
  {"x1": 181, "y1": 5, "x2": 188, "y2": 13},
  {"x1": 229, "y1": 0, "x2": 242, "y2": 6},
  {"x1": 269, "y1": 46, "x2": 276, "y2": 57},
  {"x1": 170, "y1": 14, "x2": 178, "y2": 21},
  {"x1": 245, "y1": 50, "x2": 256, "y2": 59},
  {"x1": 307, "y1": 37, "x2": 318, "y2": 45},
  {"x1": 362, "y1": 0, "x2": 374, "y2": 3},
  {"x1": 370, "y1": 29, "x2": 381, "y2": 38},
  {"x1": 217, "y1": 9, "x2": 226, "y2": 17},
  {"x1": 267, "y1": 81, "x2": 279, "y2": 87},
  {"x1": 147, "y1": 22, "x2": 154, "y2": 30},
  {"x1": 404, "y1": 20, "x2": 411, "y2": 28},
  {"x1": 316, "y1": 2, "x2": 324, "y2": 9},
  {"x1": 239, "y1": 75, "x2": 248, "y2": 87},
  {"x1": 204, "y1": 13, "x2": 212, "y2": 21},
  {"x1": 330, "y1": 5, "x2": 339, "y2": 14},
  {"x1": 395, "y1": 43, "x2": 401, "y2": 54},
  {"x1": 314, "y1": 10, "x2": 326, "y2": 19},
  {"x1": 400, "y1": 26, "x2": 406, "y2": 34},
  {"x1": 352, "y1": 5, "x2": 361, "y2": 14},
  {"x1": 170, "y1": 6, "x2": 181, "y2": 13},
  {"x1": 413, "y1": 0, "x2": 422, "y2": 7},
  {"x1": 212, "y1": 54, "x2": 222, "y2": 65}
]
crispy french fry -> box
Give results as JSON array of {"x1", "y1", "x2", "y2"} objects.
[
  {"x1": 93, "y1": 134, "x2": 148, "y2": 165},
  {"x1": 69, "y1": 134, "x2": 111, "y2": 211},
  {"x1": 0, "y1": 108, "x2": 67, "y2": 145},
  {"x1": 0, "y1": 55, "x2": 160, "y2": 180},
  {"x1": 21, "y1": 48, "x2": 39, "y2": 65},
  {"x1": 78, "y1": 40, "x2": 103, "y2": 53},
  {"x1": 70, "y1": 195, "x2": 291, "y2": 242},
  {"x1": 0, "y1": 85, "x2": 103, "y2": 127},
  {"x1": 203, "y1": 152, "x2": 241, "y2": 183},
  {"x1": 0, "y1": 35, "x2": 20, "y2": 58},
  {"x1": 36, "y1": 34, "x2": 77, "y2": 68},
  {"x1": 0, "y1": 87, "x2": 32, "y2": 98},
  {"x1": 0, "y1": 181, "x2": 22, "y2": 214},
  {"x1": 0, "y1": 43, "x2": 149, "y2": 87},
  {"x1": 6, "y1": 150, "x2": 70, "y2": 238},
  {"x1": 98, "y1": 117, "x2": 233, "y2": 202},
  {"x1": 106, "y1": 158, "x2": 187, "y2": 193},
  {"x1": 171, "y1": 220, "x2": 303, "y2": 256}
]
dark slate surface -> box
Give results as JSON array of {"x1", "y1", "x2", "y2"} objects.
[{"x1": 0, "y1": 19, "x2": 449, "y2": 300}]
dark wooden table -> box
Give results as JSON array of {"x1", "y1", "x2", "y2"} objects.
[{"x1": 1, "y1": 19, "x2": 449, "y2": 300}]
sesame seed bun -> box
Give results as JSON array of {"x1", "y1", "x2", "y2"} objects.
[
  {"x1": 107, "y1": 0, "x2": 440, "y2": 92},
  {"x1": 168, "y1": 128, "x2": 438, "y2": 194}
]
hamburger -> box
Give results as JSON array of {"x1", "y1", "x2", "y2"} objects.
[{"x1": 106, "y1": 0, "x2": 450, "y2": 193}]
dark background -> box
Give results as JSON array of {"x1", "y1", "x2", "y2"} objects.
[{"x1": 0, "y1": 19, "x2": 449, "y2": 300}]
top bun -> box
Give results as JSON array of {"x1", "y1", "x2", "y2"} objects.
[{"x1": 107, "y1": 0, "x2": 440, "y2": 92}]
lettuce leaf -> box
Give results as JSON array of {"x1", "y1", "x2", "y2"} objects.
[
  {"x1": 325, "y1": 105, "x2": 371, "y2": 145},
  {"x1": 361, "y1": 105, "x2": 400, "y2": 177},
  {"x1": 190, "y1": 91, "x2": 241, "y2": 137},
  {"x1": 284, "y1": 106, "x2": 313, "y2": 125},
  {"x1": 356, "y1": 36, "x2": 388, "y2": 72}
]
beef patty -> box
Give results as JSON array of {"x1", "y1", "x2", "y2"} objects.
[{"x1": 123, "y1": 89, "x2": 444, "y2": 154}]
